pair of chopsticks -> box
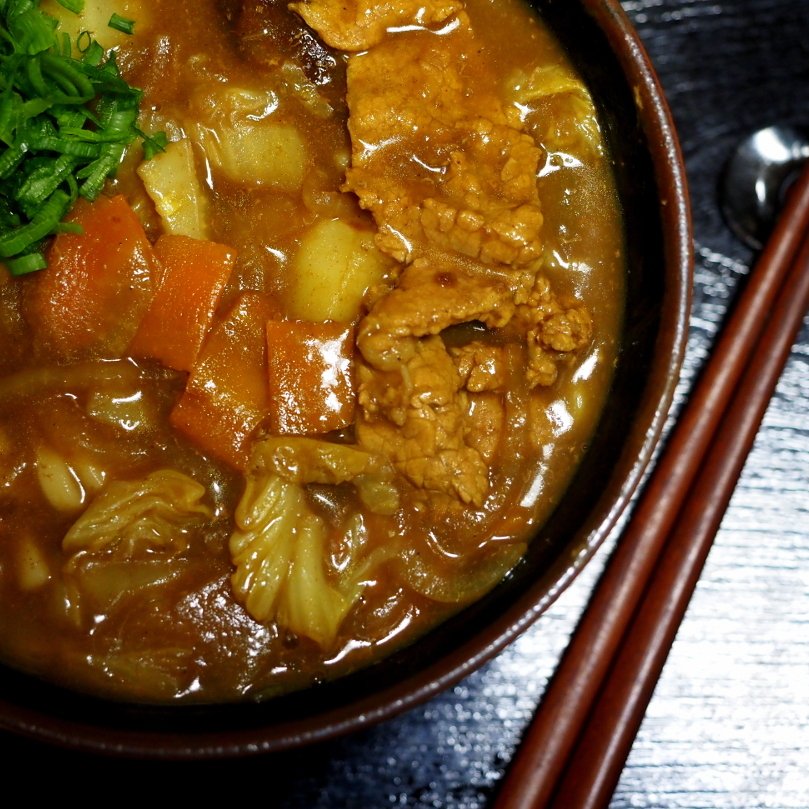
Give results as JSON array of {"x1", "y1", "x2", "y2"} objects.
[{"x1": 494, "y1": 161, "x2": 809, "y2": 809}]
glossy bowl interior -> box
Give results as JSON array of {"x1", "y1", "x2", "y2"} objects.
[{"x1": 0, "y1": 0, "x2": 691, "y2": 757}]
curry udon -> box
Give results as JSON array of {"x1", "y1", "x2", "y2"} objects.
[{"x1": 0, "y1": 0, "x2": 623, "y2": 702}]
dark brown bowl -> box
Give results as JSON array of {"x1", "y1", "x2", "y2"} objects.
[{"x1": 0, "y1": 0, "x2": 691, "y2": 757}]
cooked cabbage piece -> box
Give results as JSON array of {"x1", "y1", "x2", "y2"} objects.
[
  {"x1": 280, "y1": 63, "x2": 333, "y2": 119},
  {"x1": 251, "y1": 436, "x2": 400, "y2": 515},
  {"x1": 92, "y1": 646, "x2": 194, "y2": 700},
  {"x1": 229, "y1": 436, "x2": 399, "y2": 645},
  {"x1": 61, "y1": 470, "x2": 212, "y2": 624},
  {"x1": 181, "y1": 82, "x2": 308, "y2": 189},
  {"x1": 63, "y1": 469, "x2": 211, "y2": 558},
  {"x1": 506, "y1": 65, "x2": 603, "y2": 158},
  {"x1": 229, "y1": 473, "x2": 353, "y2": 646}
]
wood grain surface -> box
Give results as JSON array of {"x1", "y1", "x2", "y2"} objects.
[{"x1": 1, "y1": 1, "x2": 807, "y2": 806}]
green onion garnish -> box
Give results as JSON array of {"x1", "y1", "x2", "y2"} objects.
[
  {"x1": 0, "y1": 1, "x2": 164, "y2": 276},
  {"x1": 56, "y1": 1, "x2": 85, "y2": 14},
  {"x1": 6, "y1": 250, "x2": 47, "y2": 274},
  {"x1": 141, "y1": 129, "x2": 168, "y2": 160},
  {"x1": 107, "y1": 13, "x2": 134, "y2": 35}
]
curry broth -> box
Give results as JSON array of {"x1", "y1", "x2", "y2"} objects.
[{"x1": 0, "y1": 0, "x2": 623, "y2": 702}]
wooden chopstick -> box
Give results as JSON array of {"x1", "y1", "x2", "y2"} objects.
[
  {"x1": 550, "y1": 204, "x2": 809, "y2": 809},
  {"x1": 493, "y1": 161, "x2": 809, "y2": 809}
]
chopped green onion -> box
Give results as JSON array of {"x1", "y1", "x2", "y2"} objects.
[
  {"x1": 56, "y1": 0, "x2": 84, "y2": 13},
  {"x1": 0, "y1": 142, "x2": 29, "y2": 179},
  {"x1": 8, "y1": 7, "x2": 57, "y2": 55},
  {"x1": 142, "y1": 130, "x2": 168, "y2": 160},
  {"x1": 17, "y1": 152, "x2": 79, "y2": 215},
  {"x1": 0, "y1": 188, "x2": 72, "y2": 258},
  {"x1": 6, "y1": 250, "x2": 46, "y2": 275},
  {"x1": 57, "y1": 29, "x2": 71, "y2": 56},
  {"x1": 107, "y1": 13, "x2": 134, "y2": 35},
  {"x1": 53, "y1": 219, "x2": 82, "y2": 234},
  {"x1": 0, "y1": 0, "x2": 165, "y2": 273},
  {"x1": 78, "y1": 35, "x2": 103, "y2": 64}
]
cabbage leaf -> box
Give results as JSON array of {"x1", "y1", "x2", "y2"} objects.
[
  {"x1": 229, "y1": 473, "x2": 353, "y2": 647},
  {"x1": 63, "y1": 469, "x2": 211, "y2": 558},
  {"x1": 229, "y1": 437, "x2": 399, "y2": 646}
]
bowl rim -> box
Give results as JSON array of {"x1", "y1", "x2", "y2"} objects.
[{"x1": 0, "y1": 0, "x2": 693, "y2": 758}]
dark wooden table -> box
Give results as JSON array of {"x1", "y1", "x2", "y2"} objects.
[{"x1": 2, "y1": 2, "x2": 807, "y2": 805}]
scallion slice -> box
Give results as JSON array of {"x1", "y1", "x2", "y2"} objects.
[
  {"x1": 6, "y1": 250, "x2": 46, "y2": 275},
  {"x1": 56, "y1": 0, "x2": 85, "y2": 13},
  {"x1": 107, "y1": 13, "x2": 134, "y2": 35}
]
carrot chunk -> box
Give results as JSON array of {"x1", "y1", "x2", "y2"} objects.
[
  {"x1": 129, "y1": 235, "x2": 235, "y2": 372},
  {"x1": 265, "y1": 320, "x2": 356, "y2": 435},
  {"x1": 170, "y1": 291, "x2": 281, "y2": 468},
  {"x1": 24, "y1": 195, "x2": 157, "y2": 362}
]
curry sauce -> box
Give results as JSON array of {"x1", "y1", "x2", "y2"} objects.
[{"x1": 0, "y1": 0, "x2": 623, "y2": 702}]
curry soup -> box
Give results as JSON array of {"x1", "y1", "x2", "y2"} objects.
[{"x1": 0, "y1": 0, "x2": 623, "y2": 702}]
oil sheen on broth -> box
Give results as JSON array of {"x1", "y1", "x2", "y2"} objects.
[{"x1": 0, "y1": 0, "x2": 623, "y2": 702}]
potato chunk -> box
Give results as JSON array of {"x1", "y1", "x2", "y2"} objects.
[
  {"x1": 206, "y1": 121, "x2": 306, "y2": 190},
  {"x1": 288, "y1": 218, "x2": 392, "y2": 322},
  {"x1": 137, "y1": 139, "x2": 210, "y2": 240}
]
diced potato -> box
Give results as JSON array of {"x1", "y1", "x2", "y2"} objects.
[
  {"x1": 203, "y1": 120, "x2": 306, "y2": 190},
  {"x1": 137, "y1": 139, "x2": 210, "y2": 240},
  {"x1": 288, "y1": 218, "x2": 392, "y2": 322},
  {"x1": 42, "y1": 0, "x2": 152, "y2": 50}
]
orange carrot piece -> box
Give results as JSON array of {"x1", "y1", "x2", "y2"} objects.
[
  {"x1": 170, "y1": 291, "x2": 281, "y2": 468},
  {"x1": 265, "y1": 320, "x2": 356, "y2": 435},
  {"x1": 24, "y1": 195, "x2": 158, "y2": 362},
  {"x1": 129, "y1": 235, "x2": 235, "y2": 372}
]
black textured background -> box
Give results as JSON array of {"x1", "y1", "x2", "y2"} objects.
[{"x1": 2, "y1": 2, "x2": 808, "y2": 805}]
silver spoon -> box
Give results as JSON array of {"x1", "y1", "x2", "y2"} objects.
[{"x1": 721, "y1": 124, "x2": 809, "y2": 249}]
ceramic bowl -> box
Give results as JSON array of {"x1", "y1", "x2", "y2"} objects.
[{"x1": 0, "y1": 0, "x2": 691, "y2": 757}]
